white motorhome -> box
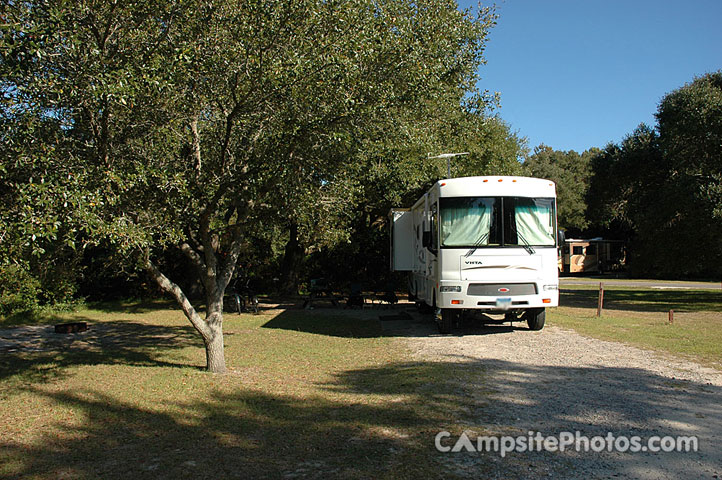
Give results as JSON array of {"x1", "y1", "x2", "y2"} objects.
[{"x1": 390, "y1": 176, "x2": 560, "y2": 333}]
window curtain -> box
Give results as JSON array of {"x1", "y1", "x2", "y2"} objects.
[
  {"x1": 441, "y1": 205, "x2": 491, "y2": 246},
  {"x1": 515, "y1": 202, "x2": 554, "y2": 245}
]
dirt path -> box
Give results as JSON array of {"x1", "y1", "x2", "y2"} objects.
[{"x1": 384, "y1": 310, "x2": 722, "y2": 479}]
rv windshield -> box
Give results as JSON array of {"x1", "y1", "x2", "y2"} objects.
[
  {"x1": 440, "y1": 197, "x2": 556, "y2": 248},
  {"x1": 440, "y1": 197, "x2": 500, "y2": 247}
]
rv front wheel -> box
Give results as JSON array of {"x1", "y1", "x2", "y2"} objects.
[
  {"x1": 438, "y1": 309, "x2": 456, "y2": 334},
  {"x1": 525, "y1": 308, "x2": 545, "y2": 331}
]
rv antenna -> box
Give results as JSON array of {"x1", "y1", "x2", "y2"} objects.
[{"x1": 427, "y1": 152, "x2": 470, "y2": 178}]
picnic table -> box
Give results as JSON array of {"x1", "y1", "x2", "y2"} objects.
[
  {"x1": 302, "y1": 279, "x2": 400, "y2": 309},
  {"x1": 302, "y1": 278, "x2": 340, "y2": 309}
]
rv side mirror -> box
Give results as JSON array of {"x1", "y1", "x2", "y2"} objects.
[
  {"x1": 557, "y1": 230, "x2": 566, "y2": 246},
  {"x1": 422, "y1": 230, "x2": 432, "y2": 249}
]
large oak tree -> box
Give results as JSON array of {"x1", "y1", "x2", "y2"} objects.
[{"x1": 2, "y1": 0, "x2": 496, "y2": 371}]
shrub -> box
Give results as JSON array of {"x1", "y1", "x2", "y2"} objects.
[{"x1": 0, "y1": 263, "x2": 41, "y2": 315}]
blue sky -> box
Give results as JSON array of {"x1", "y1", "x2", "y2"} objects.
[{"x1": 458, "y1": 0, "x2": 722, "y2": 153}]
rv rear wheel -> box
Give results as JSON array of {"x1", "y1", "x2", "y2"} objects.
[
  {"x1": 525, "y1": 308, "x2": 545, "y2": 331},
  {"x1": 438, "y1": 309, "x2": 456, "y2": 334}
]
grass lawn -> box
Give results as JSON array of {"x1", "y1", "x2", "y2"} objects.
[
  {"x1": 1, "y1": 302, "x2": 485, "y2": 479},
  {"x1": 550, "y1": 285, "x2": 722, "y2": 370}
]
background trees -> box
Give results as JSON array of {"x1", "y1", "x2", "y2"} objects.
[
  {"x1": 518, "y1": 72, "x2": 721, "y2": 280},
  {"x1": 588, "y1": 72, "x2": 722, "y2": 278}
]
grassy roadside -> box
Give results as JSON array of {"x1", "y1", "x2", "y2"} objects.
[
  {"x1": 550, "y1": 285, "x2": 722, "y2": 370},
  {"x1": 561, "y1": 276, "x2": 722, "y2": 287},
  {"x1": 1, "y1": 303, "x2": 486, "y2": 479}
]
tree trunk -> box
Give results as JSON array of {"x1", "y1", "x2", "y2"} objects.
[
  {"x1": 202, "y1": 318, "x2": 226, "y2": 374},
  {"x1": 204, "y1": 333, "x2": 226, "y2": 373},
  {"x1": 203, "y1": 298, "x2": 227, "y2": 374},
  {"x1": 279, "y1": 222, "x2": 304, "y2": 295}
]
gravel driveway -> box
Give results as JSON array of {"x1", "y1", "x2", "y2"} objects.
[{"x1": 384, "y1": 310, "x2": 722, "y2": 479}]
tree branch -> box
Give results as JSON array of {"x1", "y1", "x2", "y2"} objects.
[
  {"x1": 145, "y1": 255, "x2": 210, "y2": 339},
  {"x1": 180, "y1": 240, "x2": 215, "y2": 296},
  {"x1": 190, "y1": 113, "x2": 202, "y2": 178},
  {"x1": 218, "y1": 225, "x2": 244, "y2": 292},
  {"x1": 198, "y1": 208, "x2": 219, "y2": 292},
  {"x1": 180, "y1": 241, "x2": 205, "y2": 269}
]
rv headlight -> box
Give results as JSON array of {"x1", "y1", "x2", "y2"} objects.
[
  {"x1": 543, "y1": 284, "x2": 559, "y2": 291},
  {"x1": 440, "y1": 285, "x2": 462, "y2": 293}
]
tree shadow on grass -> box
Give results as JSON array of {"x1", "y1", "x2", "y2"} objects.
[
  {"x1": 261, "y1": 309, "x2": 388, "y2": 338},
  {"x1": 561, "y1": 288, "x2": 722, "y2": 313},
  {"x1": 261, "y1": 308, "x2": 531, "y2": 339},
  {"x1": 0, "y1": 320, "x2": 202, "y2": 382},
  {"x1": 2, "y1": 358, "x2": 720, "y2": 479},
  {"x1": 1, "y1": 372, "x2": 475, "y2": 480},
  {"x1": 85, "y1": 298, "x2": 179, "y2": 314}
]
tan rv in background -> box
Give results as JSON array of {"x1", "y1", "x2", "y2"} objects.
[{"x1": 560, "y1": 239, "x2": 626, "y2": 273}]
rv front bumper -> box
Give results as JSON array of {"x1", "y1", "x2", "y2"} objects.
[{"x1": 437, "y1": 281, "x2": 559, "y2": 310}]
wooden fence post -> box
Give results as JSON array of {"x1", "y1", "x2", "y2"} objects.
[
  {"x1": 669, "y1": 309, "x2": 674, "y2": 324},
  {"x1": 597, "y1": 282, "x2": 604, "y2": 317}
]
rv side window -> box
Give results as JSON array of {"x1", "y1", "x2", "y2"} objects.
[{"x1": 573, "y1": 246, "x2": 584, "y2": 255}]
